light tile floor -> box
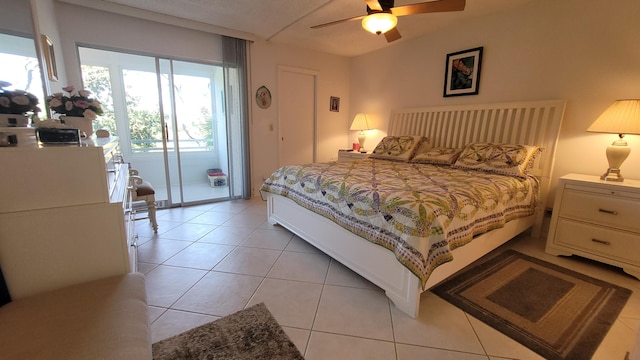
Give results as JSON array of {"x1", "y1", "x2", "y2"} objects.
[{"x1": 136, "y1": 197, "x2": 640, "y2": 359}]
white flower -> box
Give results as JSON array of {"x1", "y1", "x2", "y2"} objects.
[
  {"x1": 78, "y1": 90, "x2": 91, "y2": 97},
  {"x1": 0, "y1": 97, "x2": 9, "y2": 108},
  {"x1": 83, "y1": 109, "x2": 97, "y2": 120},
  {"x1": 11, "y1": 95, "x2": 29, "y2": 106},
  {"x1": 49, "y1": 98, "x2": 62, "y2": 107},
  {"x1": 64, "y1": 100, "x2": 74, "y2": 111}
]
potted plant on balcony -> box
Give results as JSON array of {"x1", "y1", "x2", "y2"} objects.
[{"x1": 0, "y1": 81, "x2": 41, "y2": 127}]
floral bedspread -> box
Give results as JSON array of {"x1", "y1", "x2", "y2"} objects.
[{"x1": 260, "y1": 159, "x2": 538, "y2": 287}]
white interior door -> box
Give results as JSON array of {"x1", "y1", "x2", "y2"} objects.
[{"x1": 278, "y1": 66, "x2": 317, "y2": 166}]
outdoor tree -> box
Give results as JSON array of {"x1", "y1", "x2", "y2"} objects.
[{"x1": 82, "y1": 65, "x2": 163, "y2": 149}]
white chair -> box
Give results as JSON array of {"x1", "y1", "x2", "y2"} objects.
[{"x1": 129, "y1": 169, "x2": 158, "y2": 232}]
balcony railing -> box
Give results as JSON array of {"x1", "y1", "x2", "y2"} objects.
[{"x1": 131, "y1": 139, "x2": 215, "y2": 153}]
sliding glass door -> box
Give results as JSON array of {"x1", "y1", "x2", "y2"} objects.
[
  {"x1": 79, "y1": 47, "x2": 241, "y2": 206},
  {"x1": 157, "y1": 59, "x2": 228, "y2": 204}
]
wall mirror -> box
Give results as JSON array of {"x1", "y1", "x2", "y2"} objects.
[{"x1": 0, "y1": 0, "x2": 50, "y2": 120}]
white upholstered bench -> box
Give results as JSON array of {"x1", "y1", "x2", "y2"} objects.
[{"x1": 0, "y1": 272, "x2": 152, "y2": 360}]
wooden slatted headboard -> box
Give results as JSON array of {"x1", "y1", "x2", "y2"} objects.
[{"x1": 388, "y1": 100, "x2": 566, "y2": 209}]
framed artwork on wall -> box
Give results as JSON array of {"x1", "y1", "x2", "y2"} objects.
[
  {"x1": 256, "y1": 85, "x2": 271, "y2": 109},
  {"x1": 330, "y1": 96, "x2": 340, "y2": 112},
  {"x1": 443, "y1": 47, "x2": 483, "y2": 97},
  {"x1": 41, "y1": 35, "x2": 58, "y2": 82}
]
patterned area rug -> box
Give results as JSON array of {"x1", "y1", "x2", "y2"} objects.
[
  {"x1": 152, "y1": 303, "x2": 304, "y2": 360},
  {"x1": 432, "y1": 250, "x2": 632, "y2": 360}
]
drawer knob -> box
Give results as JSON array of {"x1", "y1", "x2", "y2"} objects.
[
  {"x1": 598, "y1": 208, "x2": 618, "y2": 215},
  {"x1": 591, "y1": 238, "x2": 611, "y2": 246}
]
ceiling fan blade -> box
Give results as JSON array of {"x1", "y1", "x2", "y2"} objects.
[
  {"x1": 391, "y1": 0, "x2": 465, "y2": 17},
  {"x1": 364, "y1": 0, "x2": 383, "y2": 12},
  {"x1": 384, "y1": 27, "x2": 402, "y2": 42},
  {"x1": 311, "y1": 15, "x2": 366, "y2": 29}
]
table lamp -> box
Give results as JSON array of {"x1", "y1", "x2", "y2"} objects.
[
  {"x1": 350, "y1": 113, "x2": 373, "y2": 152},
  {"x1": 587, "y1": 99, "x2": 640, "y2": 182}
]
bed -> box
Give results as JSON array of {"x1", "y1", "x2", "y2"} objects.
[{"x1": 261, "y1": 100, "x2": 566, "y2": 318}]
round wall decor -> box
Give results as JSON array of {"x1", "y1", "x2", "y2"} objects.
[{"x1": 256, "y1": 86, "x2": 271, "y2": 109}]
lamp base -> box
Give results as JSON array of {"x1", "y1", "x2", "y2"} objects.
[
  {"x1": 601, "y1": 138, "x2": 630, "y2": 182},
  {"x1": 357, "y1": 132, "x2": 366, "y2": 153},
  {"x1": 600, "y1": 168, "x2": 624, "y2": 182}
]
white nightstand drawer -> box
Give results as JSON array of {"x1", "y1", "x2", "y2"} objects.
[
  {"x1": 555, "y1": 219, "x2": 640, "y2": 265},
  {"x1": 559, "y1": 189, "x2": 640, "y2": 233},
  {"x1": 338, "y1": 151, "x2": 369, "y2": 162}
]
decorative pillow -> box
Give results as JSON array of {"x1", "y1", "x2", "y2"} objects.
[
  {"x1": 409, "y1": 140, "x2": 432, "y2": 157},
  {"x1": 410, "y1": 147, "x2": 462, "y2": 165},
  {"x1": 369, "y1": 135, "x2": 425, "y2": 162},
  {"x1": 452, "y1": 143, "x2": 541, "y2": 177}
]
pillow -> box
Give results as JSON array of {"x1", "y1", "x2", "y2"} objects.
[
  {"x1": 369, "y1": 135, "x2": 425, "y2": 162},
  {"x1": 410, "y1": 147, "x2": 462, "y2": 165},
  {"x1": 452, "y1": 143, "x2": 541, "y2": 177},
  {"x1": 410, "y1": 140, "x2": 432, "y2": 156}
]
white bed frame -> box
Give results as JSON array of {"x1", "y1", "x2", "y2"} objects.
[{"x1": 265, "y1": 100, "x2": 566, "y2": 318}]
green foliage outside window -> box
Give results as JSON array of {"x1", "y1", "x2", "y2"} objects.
[{"x1": 82, "y1": 64, "x2": 216, "y2": 152}]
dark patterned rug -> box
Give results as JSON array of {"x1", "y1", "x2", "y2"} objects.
[
  {"x1": 152, "y1": 303, "x2": 304, "y2": 360},
  {"x1": 432, "y1": 250, "x2": 632, "y2": 360}
]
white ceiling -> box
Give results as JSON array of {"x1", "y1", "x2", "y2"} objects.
[{"x1": 79, "y1": 0, "x2": 534, "y2": 57}]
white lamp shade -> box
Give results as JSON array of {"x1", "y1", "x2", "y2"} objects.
[
  {"x1": 587, "y1": 99, "x2": 640, "y2": 182},
  {"x1": 350, "y1": 113, "x2": 373, "y2": 151},
  {"x1": 350, "y1": 113, "x2": 372, "y2": 131},
  {"x1": 361, "y1": 12, "x2": 397, "y2": 35},
  {"x1": 587, "y1": 99, "x2": 640, "y2": 135}
]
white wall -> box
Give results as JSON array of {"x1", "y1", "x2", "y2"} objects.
[
  {"x1": 32, "y1": 0, "x2": 67, "y2": 93},
  {"x1": 249, "y1": 40, "x2": 350, "y2": 195},
  {"x1": 0, "y1": 0, "x2": 34, "y2": 36},
  {"x1": 53, "y1": 2, "x2": 223, "y2": 87},
  {"x1": 349, "y1": 0, "x2": 640, "y2": 205}
]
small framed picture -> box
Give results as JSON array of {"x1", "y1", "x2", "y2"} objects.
[
  {"x1": 330, "y1": 96, "x2": 340, "y2": 112},
  {"x1": 255, "y1": 85, "x2": 272, "y2": 109},
  {"x1": 41, "y1": 34, "x2": 58, "y2": 82},
  {"x1": 443, "y1": 47, "x2": 483, "y2": 97}
]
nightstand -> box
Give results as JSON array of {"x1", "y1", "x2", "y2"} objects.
[
  {"x1": 338, "y1": 150, "x2": 369, "y2": 162},
  {"x1": 545, "y1": 173, "x2": 640, "y2": 279}
]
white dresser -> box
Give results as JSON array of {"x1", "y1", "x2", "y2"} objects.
[
  {"x1": 0, "y1": 135, "x2": 135, "y2": 299},
  {"x1": 545, "y1": 173, "x2": 640, "y2": 280}
]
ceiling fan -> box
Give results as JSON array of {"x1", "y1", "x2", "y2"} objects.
[{"x1": 312, "y1": 0, "x2": 466, "y2": 42}]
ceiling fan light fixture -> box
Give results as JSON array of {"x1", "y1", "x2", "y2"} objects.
[{"x1": 362, "y1": 12, "x2": 397, "y2": 35}]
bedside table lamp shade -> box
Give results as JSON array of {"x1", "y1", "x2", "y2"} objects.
[
  {"x1": 587, "y1": 99, "x2": 640, "y2": 182},
  {"x1": 350, "y1": 113, "x2": 373, "y2": 152}
]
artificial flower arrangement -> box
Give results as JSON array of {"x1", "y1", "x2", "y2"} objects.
[
  {"x1": 0, "y1": 80, "x2": 41, "y2": 115},
  {"x1": 46, "y1": 85, "x2": 103, "y2": 120}
]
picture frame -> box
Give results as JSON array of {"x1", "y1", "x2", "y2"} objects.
[
  {"x1": 41, "y1": 35, "x2": 58, "y2": 82},
  {"x1": 443, "y1": 47, "x2": 483, "y2": 97},
  {"x1": 330, "y1": 96, "x2": 340, "y2": 112},
  {"x1": 255, "y1": 85, "x2": 272, "y2": 109}
]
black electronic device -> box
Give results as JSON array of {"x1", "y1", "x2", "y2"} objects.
[{"x1": 35, "y1": 128, "x2": 81, "y2": 145}]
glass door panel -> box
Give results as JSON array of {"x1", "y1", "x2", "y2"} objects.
[
  {"x1": 119, "y1": 63, "x2": 171, "y2": 204},
  {"x1": 80, "y1": 47, "x2": 232, "y2": 208},
  {"x1": 159, "y1": 59, "x2": 229, "y2": 204}
]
